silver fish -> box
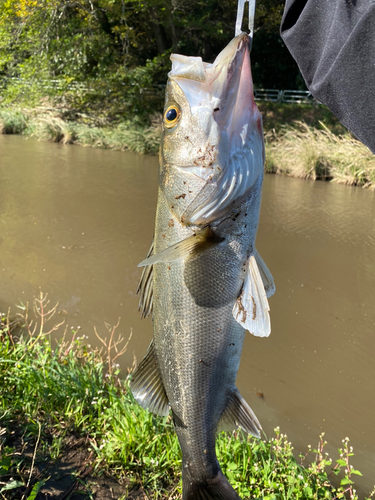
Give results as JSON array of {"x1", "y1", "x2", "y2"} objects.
[{"x1": 131, "y1": 32, "x2": 275, "y2": 500}]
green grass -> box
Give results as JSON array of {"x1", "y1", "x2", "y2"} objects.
[
  {"x1": 1, "y1": 293, "x2": 374, "y2": 499},
  {"x1": 0, "y1": 109, "x2": 29, "y2": 134}
]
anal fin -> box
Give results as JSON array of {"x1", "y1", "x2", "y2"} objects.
[
  {"x1": 129, "y1": 341, "x2": 169, "y2": 416},
  {"x1": 233, "y1": 253, "x2": 271, "y2": 337},
  {"x1": 136, "y1": 239, "x2": 154, "y2": 318},
  {"x1": 217, "y1": 387, "x2": 261, "y2": 438}
]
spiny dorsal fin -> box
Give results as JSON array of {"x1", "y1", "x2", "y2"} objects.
[
  {"x1": 254, "y1": 248, "x2": 275, "y2": 298},
  {"x1": 232, "y1": 254, "x2": 271, "y2": 337},
  {"x1": 129, "y1": 341, "x2": 169, "y2": 416},
  {"x1": 217, "y1": 387, "x2": 261, "y2": 438},
  {"x1": 136, "y1": 239, "x2": 154, "y2": 318},
  {"x1": 138, "y1": 226, "x2": 224, "y2": 267}
]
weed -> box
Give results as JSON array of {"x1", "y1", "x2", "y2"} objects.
[
  {"x1": 94, "y1": 319, "x2": 132, "y2": 378},
  {"x1": 0, "y1": 110, "x2": 28, "y2": 134}
]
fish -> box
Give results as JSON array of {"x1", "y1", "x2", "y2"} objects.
[{"x1": 130, "y1": 32, "x2": 275, "y2": 500}]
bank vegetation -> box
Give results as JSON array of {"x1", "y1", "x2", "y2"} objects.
[
  {"x1": 1, "y1": 293, "x2": 374, "y2": 500},
  {"x1": 265, "y1": 122, "x2": 375, "y2": 189},
  {"x1": 0, "y1": 107, "x2": 161, "y2": 155}
]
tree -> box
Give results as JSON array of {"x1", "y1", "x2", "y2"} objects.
[{"x1": 0, "y1": 0, "x2": 304, "y2": 114}]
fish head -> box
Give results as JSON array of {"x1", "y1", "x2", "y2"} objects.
[{"x1": 160, "y1": 33, "x2": 264, "y2": 226}]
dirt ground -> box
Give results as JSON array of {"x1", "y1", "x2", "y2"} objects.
[{"x1": 2, "y1": 430, "x2": 153, "y2": 500}]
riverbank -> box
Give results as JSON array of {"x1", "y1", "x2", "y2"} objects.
[
  {"x1": 1, "y1": 293, "x2": 373, "y2": 500},
  {"x1": 0, "y1": 107, "x2": 161, "y2": 155},
  {"x1": 1, "y1": 103, "x2": 375, "y2": 190}
]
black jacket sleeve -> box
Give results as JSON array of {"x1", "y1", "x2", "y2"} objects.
[{"x1": 280, "y1": 0, "x2": 375, "y2": 153}]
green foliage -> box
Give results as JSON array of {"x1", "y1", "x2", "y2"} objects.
[
  {"x1": 1, "y1": 295, "x2": 375, "y2": 499},
  {"x1": 0, "y1": 0, "x2": 301, "y2": 115},
  {"x1": 258, "y1": 102, "x2": 347, "y2": 136},
  {"x1": 0, "y1": 109, "x2": 29, "y2": 133}
]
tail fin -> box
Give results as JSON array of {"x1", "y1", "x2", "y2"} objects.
[{"x1": 182, "y1": 469, "x2": 242, "y2": 500}]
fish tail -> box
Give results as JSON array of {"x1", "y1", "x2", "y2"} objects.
[{"x1": 182, "y1": 468, "x2": 242, "y2": 500}]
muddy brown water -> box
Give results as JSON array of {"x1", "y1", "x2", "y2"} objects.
[{"x1": 1, "y1": 134, "x2": 375, "y2": 494}]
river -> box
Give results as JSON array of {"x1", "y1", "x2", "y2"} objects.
[{"x1": 1, "y1": 134, "x2": 374, "y2": 494}]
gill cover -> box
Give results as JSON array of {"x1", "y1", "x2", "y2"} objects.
[{"x1": 162, "y1": 33, "x2": 264, "y2": 225}]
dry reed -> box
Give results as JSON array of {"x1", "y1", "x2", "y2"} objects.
[{"x1": 265, "y1": 122, "x2": 375, "y2": 188}]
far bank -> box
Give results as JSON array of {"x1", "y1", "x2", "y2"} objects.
[{"x1": 1, "y1": 102, "x2": 374, "y2": 189}]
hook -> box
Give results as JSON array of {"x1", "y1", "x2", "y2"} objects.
[{"x1": 235, "y1": 0, "x2": 256, "y2": 48}]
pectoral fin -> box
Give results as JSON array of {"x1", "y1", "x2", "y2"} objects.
[
  {"x1": 233, "y1": 254, "x2": 271, "y2": 337},
  {"x1": 129, "y1": 341, "x2": 169, "y2": 416},
  {"x1": 136, "y1": 239, "x2": 154, "y2": 318},
  {"x1": 217, "y1": 387, "x2": 261, "y2": 438},
  {"x1": 138, "y1": 226, "x2": 223, "y2": 267}
]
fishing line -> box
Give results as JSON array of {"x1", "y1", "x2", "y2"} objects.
[{"x1": 235, "y1": 0, "x2": 256, "y2": 48}]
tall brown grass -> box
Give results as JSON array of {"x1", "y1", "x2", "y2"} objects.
[{"x1": 265, "y1": 122, "x2": 375, "y2": 189}]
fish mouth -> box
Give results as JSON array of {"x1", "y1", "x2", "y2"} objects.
[
  {"x1": 169, "y1": 32, "x2": 254, "y2": 122},
  {"x1": 209, "y1": 33, "x2": 256, "y2": 143}
]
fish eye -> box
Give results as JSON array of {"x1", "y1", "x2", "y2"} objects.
[{"x1": 164, "y1": 105, "x2": 181, "y2": 128}]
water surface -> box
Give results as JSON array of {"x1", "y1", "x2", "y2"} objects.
[{"x1": 1, "y1": 135, "x2": 374, "y2": 494}]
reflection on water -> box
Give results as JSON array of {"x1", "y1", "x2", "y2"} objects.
[{"x1": 1, "y1": 135, "x2": 374, "y2": 493}]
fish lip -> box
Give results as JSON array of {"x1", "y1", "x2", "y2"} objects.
[{"x1": 211, "y1": 32, "x2": 251, "y2": 108}]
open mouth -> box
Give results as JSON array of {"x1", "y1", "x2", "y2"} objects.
[{"x1": 168, "y1": 33, "x2": 252, "y2": 120}]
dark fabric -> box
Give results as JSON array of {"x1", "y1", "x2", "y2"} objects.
[{"x1": 280, "y1": 0, "x2": 375, "y2": 153}]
